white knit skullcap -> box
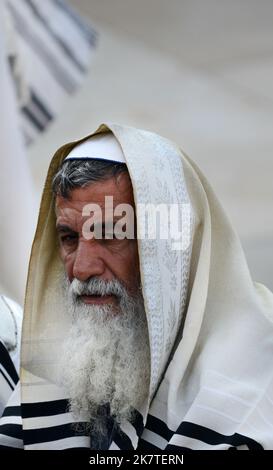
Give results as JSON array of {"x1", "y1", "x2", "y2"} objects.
[{"x1": 65, "y1": 133, "x2": 125, "y2": 164}]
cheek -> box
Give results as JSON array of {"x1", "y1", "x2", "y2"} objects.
[
  {"x1": 112, "y1": 242, "x2": 140, "y2": 280},
  {"x1": 60, "y1": 249, "x2": 75, "y2": 278}
]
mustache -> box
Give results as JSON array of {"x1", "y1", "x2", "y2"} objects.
[{"x1": 68, "y1": 277, "x2": 128, "y2": 301}]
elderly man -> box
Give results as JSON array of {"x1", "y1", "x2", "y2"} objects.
[{"x1": 0, "y1": 123, "x2": 273, "y2": 450}]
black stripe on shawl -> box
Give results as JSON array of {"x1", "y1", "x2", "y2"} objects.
[
  {"x1": 0, "y1": 342, "x2": 19, "y2": 385},
  {"x1": 162, "y1": 444, "x2": 193, "y2": 452},
  {"x1": 52, "y1": 0, "x2": 97, "y2": 46},
  {"x1": 7, "y1": 3, "x2": 76, "y2": 94},
  {"x1": 21, "y1": 399, "x2": 69, "y2": 418},
  {"x1": 107, "y1": 408, "x2": 143, "y2": 449},
  {"x1": 112, "y1": 428, "x2": 134, "y2": 450},
  {"x1": 24, "y1": 0, "x2": 87, "y2": 73},
  {"x1": 0, "y1": 445, "x2": 23, "y2": 450},
  {"x1": 30, "y1": 89, "x2": 54, "y2": 121},
  {"x1": 130, "y1": 409, "x2": 144, "y2": 438},
  {"x1": 22, "y1": 107, "x2": 46, "y2": 132},
  {"x1": 23, "y1": 423, "x2": 88, "y2": 445},
  {"x1": 0, "y1": 424, "x2": 23, "y2": 440},
  {"x1": 2, "y1": 406, "x2": 21, "y2": 418},
  {"x1": 145, "y1": 414, "x2": 174, "y2": 441},
  {"x1": 22, "y1": 90, "x2": 54, "y2": 141},
  {"x1": 137, "y1": 438, "x2": 164, "y2": 451},
  {"x1": 139, "y1": 440, "x2": 191, "y2": 452},
  {"x1": 0, "y1": 368, "x2": 15, "y2": 391},
  {"x1": 142, "y1": 415, "x2": 263, "y2": 450},
  {"x1": 174, "y1": 421, "x2": 264, "y2": 450}
]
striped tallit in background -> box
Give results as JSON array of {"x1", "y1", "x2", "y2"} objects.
[
  {"x1": 4, "y1": 0, "x2": 97, "y2": 146},
  {"x1": 0, "y1": 342, "x2": 19, "y2": 421},
  {"x1": 0, "y1": 0, "x2": 97, "y2": 302}
]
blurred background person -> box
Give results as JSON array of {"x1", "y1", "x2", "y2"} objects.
[
  {"x1": 0, "y1": 0, "x2": 97, "y2": 414},
  {"x1": 0, "y1": 0, "x2": 97, "y2": 303}
]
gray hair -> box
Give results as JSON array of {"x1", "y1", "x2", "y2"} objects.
[{"x1": 52, "y1": 159, "x2": 128, "y2": 198}]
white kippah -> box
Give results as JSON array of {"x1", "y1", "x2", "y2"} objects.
[{"x1": 65, "y1": 133, "x2": 125, "y2": 164}]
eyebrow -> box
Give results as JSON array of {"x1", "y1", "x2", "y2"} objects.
[
  {"x1": 56, "y1": 221, "x2": 136, "y2": 238},
  {"x1": 56, "y1": 224, "x2": 78, "y2": 234}
]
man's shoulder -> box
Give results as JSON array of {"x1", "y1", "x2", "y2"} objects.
[{"x1": 0, "y1": 381, "x2": 23, "y2": 449}]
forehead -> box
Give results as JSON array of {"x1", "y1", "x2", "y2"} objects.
[{"x1": 55, "y1": 172, "x2": 135, "y2": 216}]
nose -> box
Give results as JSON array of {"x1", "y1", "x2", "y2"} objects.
[{"x1": 72, "y1": 240, "x2": 105, "y2": 281}]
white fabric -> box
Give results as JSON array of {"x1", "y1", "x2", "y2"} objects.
[
  {"x1": 65, "y1": 133, "x2": 126, "y2": 163},
  {"x1": 0, "y1": 296, "x2": 23, "y2": 373},
  {"x1": 0, "y1": 4, "x2": 36, "y2": 304}
]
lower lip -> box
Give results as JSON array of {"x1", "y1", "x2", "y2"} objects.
[{"x1": 80, "y1": 294, "x2": 117, "y2": 305}]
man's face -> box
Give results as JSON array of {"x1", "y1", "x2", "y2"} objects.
[
  {"x1": 55, "y1": 171, "x2": 150, "y2": 427},
  {"x1": 55, "y1": 173, "x2": 150, "y2": 428},
  {"x1": 55, "y1": 172, "x2": 140, "y2": 306}
]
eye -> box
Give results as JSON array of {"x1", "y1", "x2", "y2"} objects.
[{"x1": 60, "y1": 234, "x2": 78, "y2": 245}]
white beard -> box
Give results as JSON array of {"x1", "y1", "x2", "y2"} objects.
[{"x1": 58, "y1": 277, "x2": 150, "y2": 436}]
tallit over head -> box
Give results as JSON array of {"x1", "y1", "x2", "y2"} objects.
[{"x1": 19, "y1": 123, "x2": 273, "y2": 450}]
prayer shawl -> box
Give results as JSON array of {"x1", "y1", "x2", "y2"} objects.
[
  {"x1": 0, "y1": 124, "x2": 273, "y2": 450},
  {"x1": 4, "y1": 0, "x2": 97, "y2": 146}
]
